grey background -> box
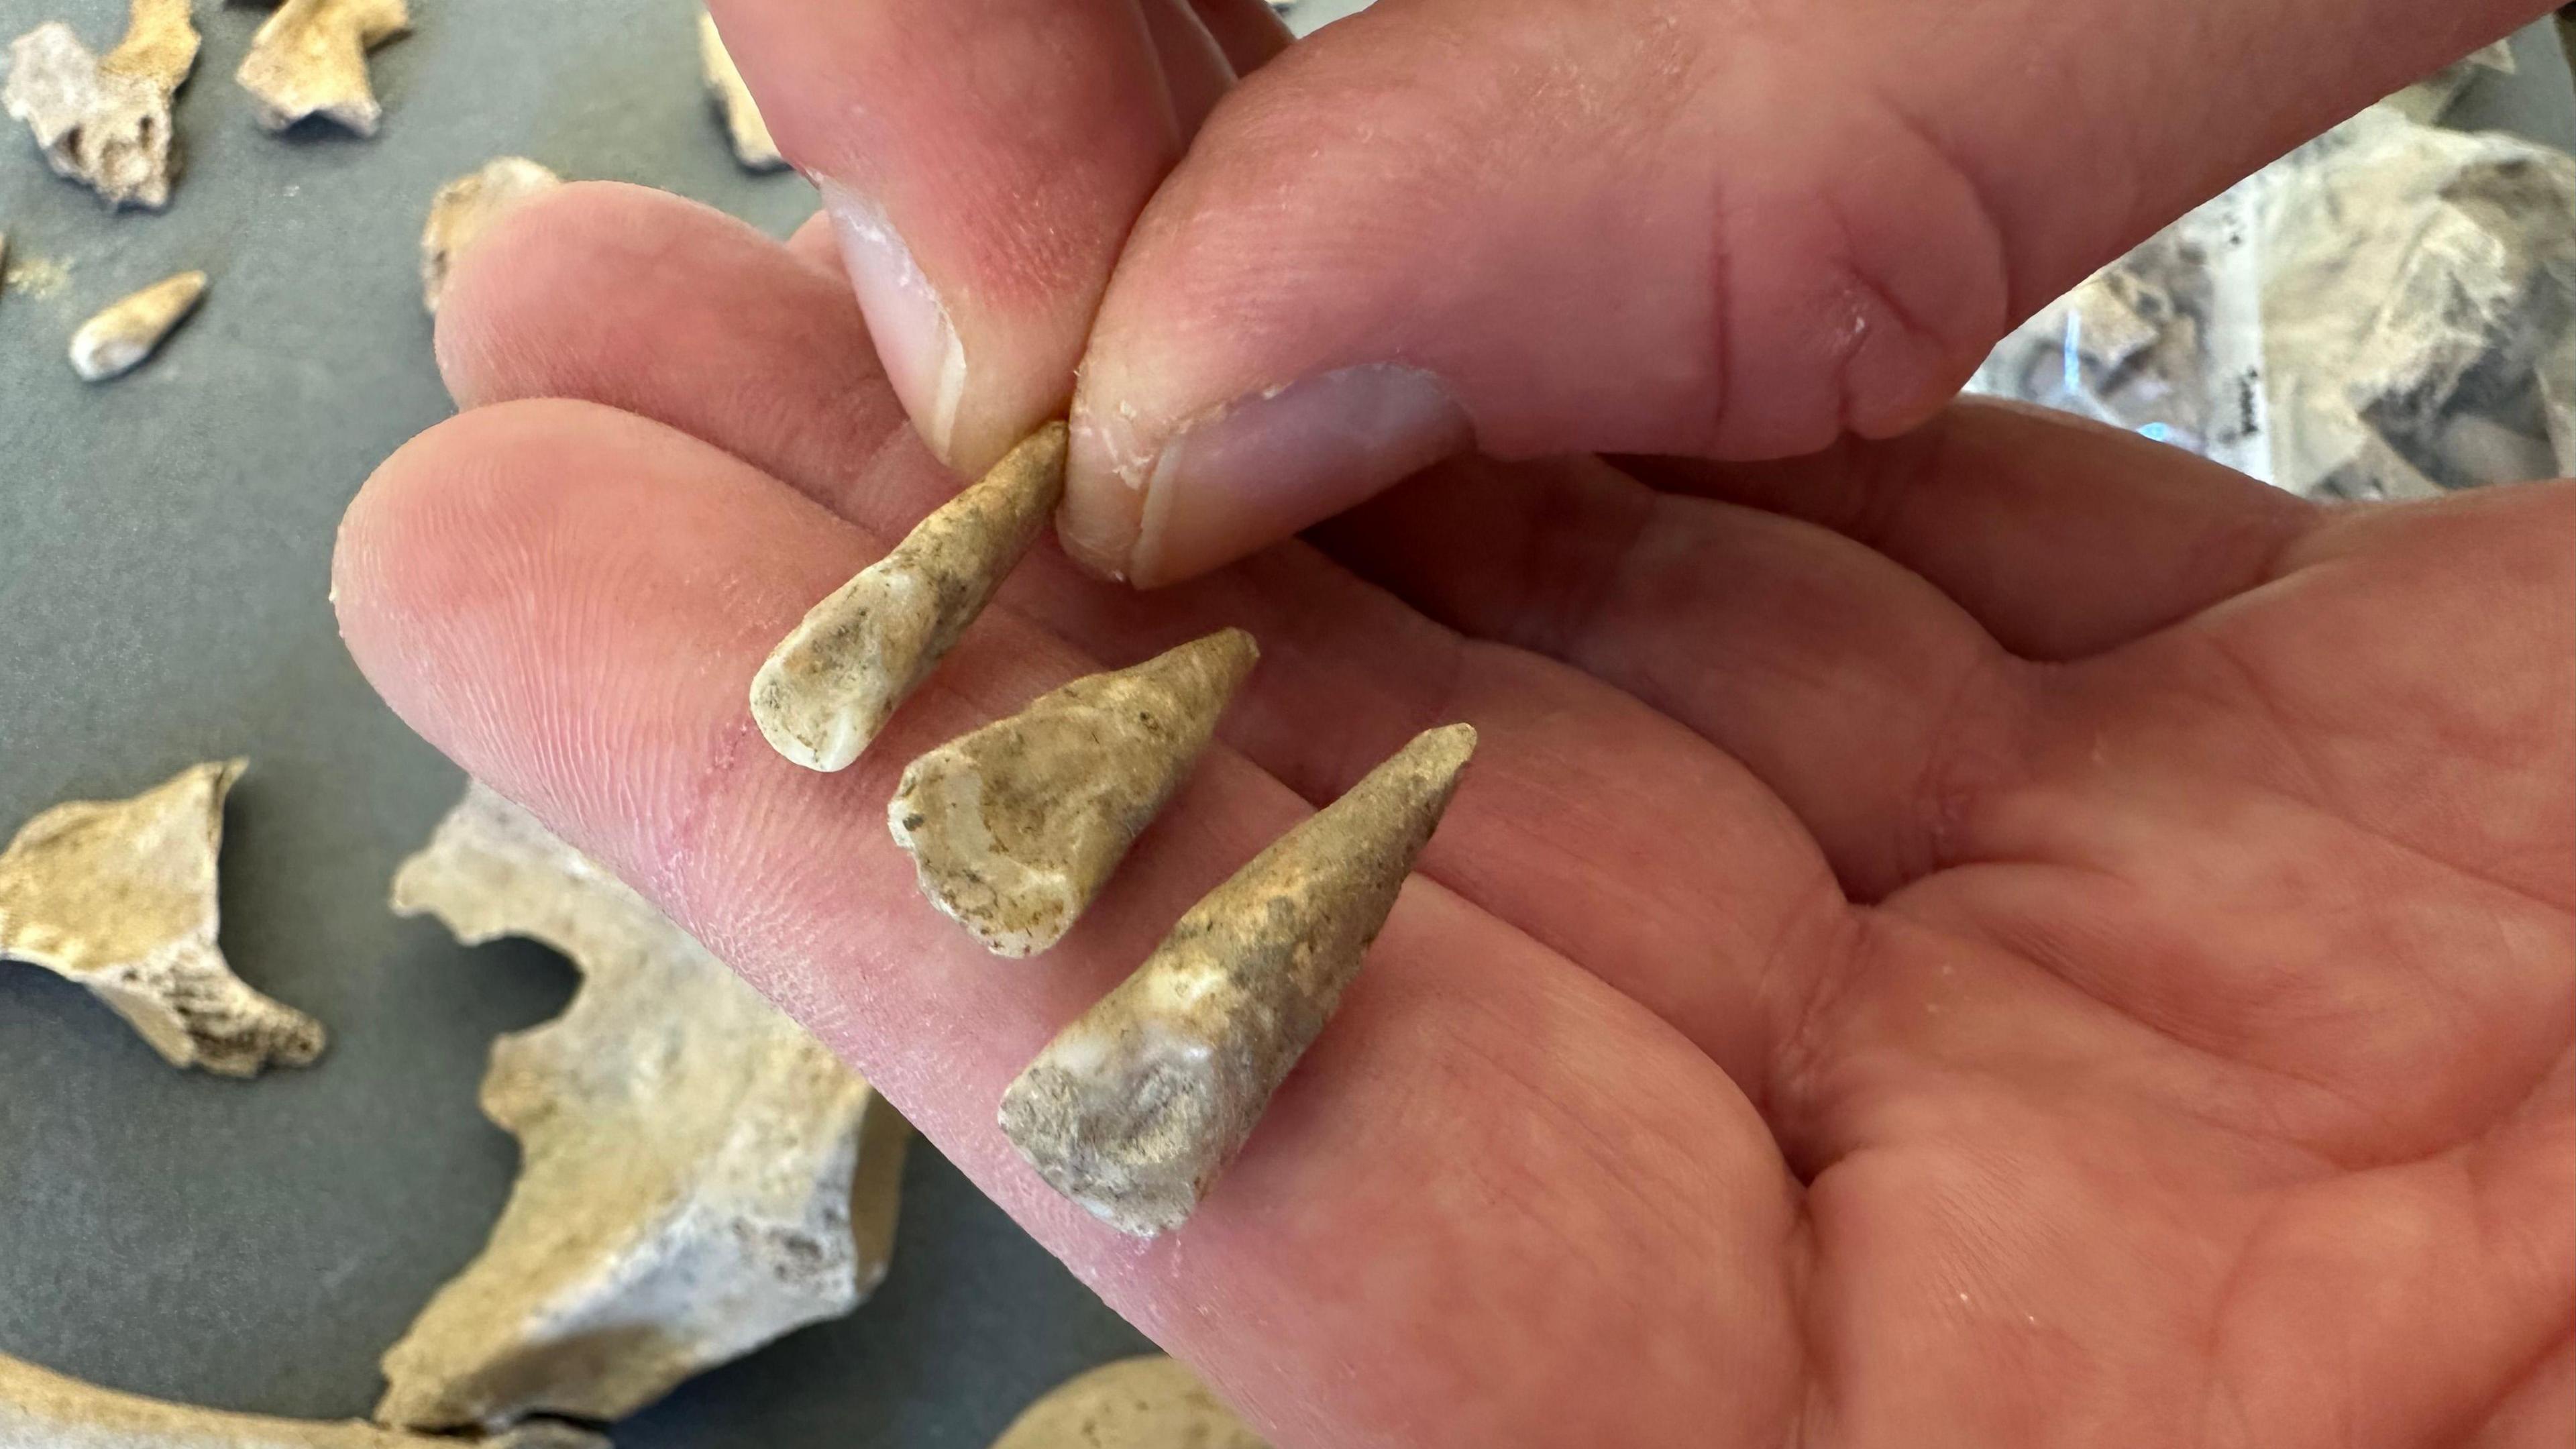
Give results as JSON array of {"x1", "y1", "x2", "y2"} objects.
[{"x1": 0, "y1": 0, "x2": 1148, "y2": 1442}]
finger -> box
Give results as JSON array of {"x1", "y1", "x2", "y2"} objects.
[
  {"x1": 704, "y1": 0, "x2": 1218, "y2": 474},
  {"x1": 1622, "y1": 400, "x2": 2322, "y2": 661},
  {"x1": 332, "y1": 400, "x2": 1809, "y2": 1446},
  {"x1": 1057, "y1": 0, "x2": 2551, "y2": 584},
  {"x1": 432, "y1": 179, "x2": 1853, "y2": 1099},
  {"x1": 784, "y1": 207, "x2": 839, "y2": 274},
  {"x1": 1316, "y1": 452, "x2": 2038, "y2": 900}
]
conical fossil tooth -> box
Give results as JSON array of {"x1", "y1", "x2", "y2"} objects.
[
  {"x1": 891, "y1": 628, "x2": 1259, "y2": 958},
  {"x1": 68, "y1": 268, "x2": 205, "y2": 381},
  {"x1": 751, "y1": 423, "x2": 1069, "y2": 772},
  {"x1": 0, "y1": 761, "x2": 325, "y2": 1077},
  {"x1": 999, "y1": 722, "x2": 1477, "y2": 1236}
]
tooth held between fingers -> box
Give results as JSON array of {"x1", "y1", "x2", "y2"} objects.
[
  {"x1": 890, "y1": 628, "x2": 1261, "y2": 958},
  {"x1": 998, "y1": 723, "x2": 1478, "y2": 1236},
  {"x1": 751, "y1": 422, "x2": 1069, "y2": 772}
]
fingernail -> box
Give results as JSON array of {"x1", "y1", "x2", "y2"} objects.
[
  {"x1": 819, "y1": 180, "x2": 968, "y2": 462},
  {"x1": 1069, "y1": 364, "x2": 1471, "y2": 588}
]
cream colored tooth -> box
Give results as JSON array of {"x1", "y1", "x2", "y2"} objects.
[
  {"x1": 989, "y1": 1356, "x2": 1269, "y2": 1449},
  {"x1": 3, "y1": 0, "x2": 199, "y2": 209},
  {"x1": 999, "y1": 723, "x2": 1477, "y2": 1236},
  {"x1": 68, "y1": 268, "x2": 204, "y2": 381},
  {"x1": 751, "y1": 422, "x2": 1069, "y2": 772},
  {"x1": 236, "y1": 0, "x2": 411, "y2": 137},
  {"x1": 697, "y1": 8, "x2": 785, "y2": 171},
  {"x1": 0, "y1": 760, "x2": 325, "y2": 1077},
  {"x1": 375, "y1": 783, "x2": 908, "y2": 1431},
  {"x1": 0, "y1": 1350, "x2": 605, "y2": 1448},
  {"x1": 892, "y1": 629, "x2": 1259, "y2": 957},
  {"x1": 420, "y1": 156, "x2": 564, "y2": 314}
]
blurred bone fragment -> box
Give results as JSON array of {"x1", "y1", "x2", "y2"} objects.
[
  {"x1": 752, "y1": 423, "x2": 1069, "y2": 771},
  {"x1": 375, "y1": 782, "x2": 908, "y2": 1430},
  {"x1": 3, "y1": 0, "x2": 199, "y2": 209},
  {"x1": 68, "y1": 268, "x2": 205, "y2": 380},
  {"x1": 0, "y1": 1351, "x2": 603, "y2": 1448},
  {"x1": 0, "y1": 1351, "x2": 605, "y2": 1449},
  {"x1": 697, "y1": 9, "x2": 783, "y2": 170},
  {"x1": 237, "y1": 0, "x2": 410, "y2": 136},
  {"x1": 1000, "y1": 723, "x2": 1477, "y2": 1236},
  {"x1": 0, "y1": 760, "x2": 326, "y2": 1077},
  {"x1": 420, "y1": 156, "x2": 562, "y2": 313},
  {"x1": 892, "y1": 629, "x2": 1258, "y2": 957},
  {"x1": 989, "y1": 1356, "x2": 1269, "y2": 1449}
]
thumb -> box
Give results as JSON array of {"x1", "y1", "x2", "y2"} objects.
[{"x1": 1061, "y1": 0, "x2": 2552, "y2": 585}]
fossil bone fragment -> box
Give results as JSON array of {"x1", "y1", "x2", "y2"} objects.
[
  {"x1": 0, "y1": 761, "x2": 326, "y2": 1077},
  {"x1": 1000, "y1": 723, "x2": 1476, "y2": 1236},
  {"x1": 235, "y1": 0, "x2": 410, "y2": 136},
  {"x1": 989, "y1": 1356, "x2": 1268, "y2": 1449},
  {"x1": 375, "y1": 782, "x2": 908, "y2": 1432},
  {"x1": 68, "y1": 268, "x2": 205, "y2": 380},
  {"x1": 753, "y1": 422, "x2": 1069, "y2": 771},
  {"x1": 0, "y1": 1352, "x2": 605, "y2": 1449},
  {"x1": 696, "y1": 9, "x2": 782, "y2": 171},
  {"x1": 3, "y1": 0, "x2": 200, "y2": 209},
  {"x1": 420, "y1": 156, "x2": 562, "y2": 314},
  {"x1": 892, "y1": 629, "x2": 1259, "y2": 957}
]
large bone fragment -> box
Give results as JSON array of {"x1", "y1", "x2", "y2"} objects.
[
  {"x1": 989, "y1": 1356, "x2": 1267, "y2": 1449},
  {"x1": 0, "y1": 1352, "x2": 604, "y2": 1449},
  {"x1": 419, "y1": 158, "x2": 562, "y2": 314},
  {"x1": 696, "y1": 9, "x2": 782, "y2": 172},
  {"x1": 3, "y1": 0, "x2": 200, "y2": 209},
  {"x1": 0, "y1": 761, "x2": 325, "y2": 1077},
  {"x1": 752, "y1": 423, "x2": 1069, "y2": 772},
  {"x1": 892, "y1": 629, "x2": 1258, "y2": 957},
  {"x1": 1000, "y1": 724, "x2": 1475, "y2": 1236},
  {"x1": 235, "y1": 0, "x2": 410, "y2": 136},
  {"x1": 374, "y1": 783, "x2": 908, "y2": 1432}
]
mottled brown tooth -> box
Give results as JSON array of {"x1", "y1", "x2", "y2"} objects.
[{"x1": 998, "y1": 722, "x2": 1477, "y2": 1236}]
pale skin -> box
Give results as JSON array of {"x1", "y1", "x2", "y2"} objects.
[{"x1": 334, "y1": 2, "x2": 2573, "y2": 1444}]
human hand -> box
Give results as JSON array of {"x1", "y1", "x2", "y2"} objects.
[
  {"x1": 332, "y1": 185, "x2": 2573, "y2": 1445},
  {"x1": 699, "y1": 0, "x2": 2553, "y2": 586}
]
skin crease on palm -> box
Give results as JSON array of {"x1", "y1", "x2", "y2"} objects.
[{"x1": 331, "y1": 2, "x2": 2571, "y2": 1446}]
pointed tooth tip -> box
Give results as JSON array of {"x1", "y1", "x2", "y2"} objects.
[{"x1": 1414, "y1": 722, "x2": 1479, "y2": 769}]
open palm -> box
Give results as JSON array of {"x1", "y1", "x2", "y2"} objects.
[{"x1": 333, "y1": 184, "x2": 2573, "y2": 1447}]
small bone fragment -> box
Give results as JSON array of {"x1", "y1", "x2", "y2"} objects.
[
  {"x1": 989, "y1": 1356, "x2": 1268, "y2": 1449},
  {"x1": 68, "y1": 268, "x2": 205, "y2": 380},
  {"x1": 0, "y1": 761, "x2": 326, "y2": 1077},
  {"x1": 3, "y1": 0, "x2": 200, "y2": 209},
  {"x1": 891, "y1": 629, "x2": 1259, "y2": 957},
  {"x1": 235, "y1": 0, "x2": 410, "y2": 136},
  {"x1": 0, "y1": 1352, "x2": 605, "y2": 1449},
  {"x1": 696, "y1": 9, "x2": 783, "y2": 171},
  {"x1": 753, "y1": 423, "x2": 1069, "y2": 771},
  {"x1": 376, "y1": 783, "x2": 908, "y2": 1431},
  {"x1": 1000, "y1": 723, "x2": 1476, "y2": 1236},
  {"x1": 420, "y1": 157, "x2": 562, "y2": 314}
]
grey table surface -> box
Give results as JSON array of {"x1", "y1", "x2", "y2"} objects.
[{"x1": 0, "y1": 0, "x2": 1149, "y2": 1442}]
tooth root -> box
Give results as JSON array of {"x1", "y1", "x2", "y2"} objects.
[
  {"x1": 752, "y1": 423, "x2": 1069, "y2": 772},
  {"x1": 891, "y1": 628, "x2": 1260, "y2": 959},
  {"x1": 68, "y1": 269, "x2": 205, "y2": 381},
  {"x1": 998, "y1": 722, "x2": 1478, "y2": 1236}
]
